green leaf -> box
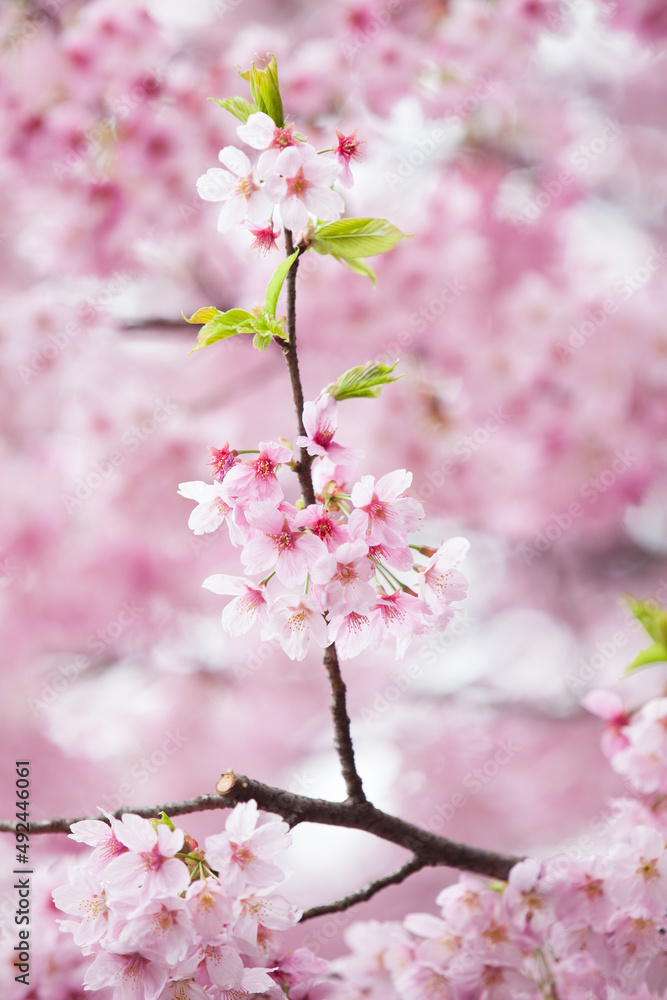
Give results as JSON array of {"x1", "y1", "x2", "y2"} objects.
[
  {"x1": 182, "y1": 307, "x2": 220, "y2": 324},
  {"x1": 239, "y1": 54, "x2": 284, "y2": 127},
  {"x1": 266, "y1": 250, "x2": 299, "y2": 317},
  {"x1": 626, "y1": 596, "x2": 667, "y2": 647},
  {"x1": 238, "y1": 309, "x2": 287, "y2": 350},
  {"x1": 210, "y1": 96, "x2": 259, "y2": 124},
  {"x1": 625, "y1": 643, "x2": 667, "y2": 674},
  {"x1": 186, "y1": 307, "x2": 254, "y2": 353},
  {"x1": 252, "y1": 329, "x2": 273, "y2": 351},
  {"x1": 325, "y1": 360, "x2": 401, "y2": 401},
  {"x1": 311, "y1": 218, "x2": 409, "y2": 260},
  {"x1": 335, "y1": 255, "x2": 376, "y2": 285}
]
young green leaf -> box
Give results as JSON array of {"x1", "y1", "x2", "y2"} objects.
[
  {"x1": 266, "y1": 249, "x2": 299, "y2": 317},
  {"x1": 334, "y1": 255, "x2": 377, "y2": 285},
  {"x1": 626, "y1": 643, "x2": 667, "y2": 674},
  {"x1": 311, "y1": 218, "x2": 408, "y2": 260},
  {"x1": 624, "y1": 596, "x2": 667, "y2": 672},
  {"x1": 325, "y1": 360, "x2": 401, "y2": 401},
  {"x1": 210, "y1": 96, "x2": 259, "y2": 124},
  {"x1": 185, "y1": 307, "x2": 255, "y2": 353},
  {"x1": 239, "y1": 54, "x2": 284, "y2": 127}
]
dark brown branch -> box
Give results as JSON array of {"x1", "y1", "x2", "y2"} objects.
[
  {"x1": 0, "y1": 794, "x2": 225, "y2": 834},
  {"x1": 280, "y1": 228, "x2": 316, "y2": 507},
  {"x1": 323, "y1": 643, "x2": 366, "y2": 804},
  {"x1": 300, "y1": 856, "x2": 427, "y2": 922}
]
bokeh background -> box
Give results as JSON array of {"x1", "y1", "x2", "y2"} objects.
[{"x1": 2, "y1": 0, "x2": 667, "y2": 992}]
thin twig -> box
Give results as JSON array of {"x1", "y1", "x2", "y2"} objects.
[
  {"x1": 0, "y1": 773, "x2": 522, "y2": 883},
  {"x1": 323, "y1": 642, "x2": 366, "y2": 804},
  {"x1": 300, "y1": 856, "x2": 427, "y2": 921}
]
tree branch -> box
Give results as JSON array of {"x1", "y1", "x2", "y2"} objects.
[
  {"x1": 323, "y1": 642, "x2": 366, "y2": 804},
  {"x1": 300, "y1": 855, "x2": 427, "y2": 922},
  {"x1": 0, "y1": 773, "x2": 522, "y2": 884}
]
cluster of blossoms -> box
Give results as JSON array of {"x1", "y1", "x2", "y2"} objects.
[
  {"x1": 178, "y1": 392, "x2": 469, "y2": 661},
  {"x1": 332, "y1": 693, "x2": 667, "y2": 1000},
  {"x1": 197, "y1": 110, "x2": 362, "y2": 249},
  {"x1": 52, "y1": 800, "x2": 332, "y2": 1000}
]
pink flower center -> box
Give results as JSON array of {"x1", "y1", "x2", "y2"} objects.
[
  {"x1": 313, "y1": 425, "x2": 335, "y2": 447},
  {"x1": 345, "y1": 612, "x2": 369, "y2": 633},
  {"x1": 236, "y1": 176, "x2": 255, "y2": 200},
  {"x1": 368, "y1": 498, "x2": 388, "y2": 521},
  {"x1": 638, "y1": 858, "x2": 660, "y2": 882},
  {"x1": 253, "y1": 457, "x2": 277, "y2": 479},
  {"x1": 315, "y1": 518, "x2": 334, "y2": 540},
  {"x1": 286, "y1": 167, "x2": 311, "y2": 199},
  {"x1": 288, "y1": 607, "x2": 310, "y2": 632},
  {"x1": 335, "y1": 564, "x2": 357, "y2": 584},
  {"x1": 272, "y1": 125, "x2": 296, "y2": 149},
  {"x1": 140, "y1": 847, "x2": 163, "y2": 872},
  {"x1": 229, "y1": 841, "x2": 255, "y2": 868},
  {"x1": 271, "y1": 523, "x2": 296, "y2": 551}
]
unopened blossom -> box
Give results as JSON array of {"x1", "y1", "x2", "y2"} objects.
[
  {"x1": 263, "y1": 144, "x2": 344, "y2": 233},
  {"x1": 177, "y1": 480, "x2": 232, "y2": 535},
  {"x1": 334, "y1": 128, "x2": 365, "y2": 188},
  {"x1": 236, "y1": 111, "x2": 299, "y2": 177},
  {"x1": 205, "y1": 800, "x2": 291, "y2": 893},
  {"x1": 202, "y1": 574, "x2": 269, "y2": 636},
  {"x1": 261, "y1": 593, "x2": 330, "y2": 660},
  {"x1": 103, "y1": 814, "x2": 190, "y2": 900},
  {"x1": 296, "y1": 394, "x2": 362, "y2": 465},
  {"x1": 241, "y1": 503, "x2": 324, "y2": 586},
  {"x1": 293, "y1": 503, "x2": 351, "y2": 552},
  {"x1": 581, "y1": 689, "x2": 631, "y2": 758},
  {"x1": 197, "y1": 145, "x2": 271, "y2": 232},
  {"x1": 311, "y1": 539, "x2": 376, "y2": 615},
  {"x1": 222, "y1": 441, "x2": 292, "y2": 504},
  {"x1": 349, "y1": 470, "x2": 423, "y2": 547}
]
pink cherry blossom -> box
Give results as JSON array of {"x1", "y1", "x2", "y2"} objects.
[
  {"x1": 263, "y1": 145, "x2": 343, "y2": 232},
  {"x1": 296, "y1": 394, "x2": 363, "y2": 465},
  {"x1": 241, "y1": 503, "x2": 324, "y2": 586},
  {"x1": 327, "y1": 609, "x2": 374, "y2": 659},
  {"x1": 52, "y1": 866, "x2": 108, "y2": 949},
  {"x1": 581, "y1": 689, "x2": 631, "y2": 757},
  {"x1": 293, "y1": 503, "x2": 351, "y2": 552},
  {"x1": 233, "y1": 890, "x2": 301, "y2": 947},
  {"x1": 206, "y1": 444, "x2": 238, "y2": 483},
  {"x1": 311, "y1": 539, "x2": 377, "y2": 615},
  {"x1": 349, "y1": 470, "x2": 423, "y2": 547},
  {"x1": 205, "y1": 800, "x2": 291, "y2": 894},
  {"x1": 334, "y1": 128, "x2": 365, "y2": 188},
  {"x1": 201, "y1": 574, "x2": 269, "y2": 636},
  {"x1": 221, "y1": 441, "x2": 292, "y2": 504},
  {"x1": 112, "y1": 897, "x2": 195, "y2": 965},
  {"x1": 608, "y1": 825, "x2": 667, "y2": 917},
  {"x1": 68, "y1": 815, "x2": 128, "y2": 877},
  {"x1": 184, "y1": 877, "x2": 234, "y2": 941},
  {"x1": 103, "y1": 814, "x2": 189, "y2": 900},
  {"x1": 368, "y1": 588, "x2": 429, "y2": 658},
  {"x1": 261, "y1": 593, "x2": 330, "y2": 660},
  {"x1": 417, "y1": 537, "x2": 470, "y2": 613},
  {"x1": 242, "y1": 219, "x2": 281, "y2": 254},
  {"x1": 83, "y1": 948, "x2": 169, "y2": 1000},
  {"x1": 236, "y1": 111, "x2": 298, "y2": 177},
  {"x1": 196, "y1": 145, "x2": 271, "y2": 232},
  {"x1": 177, "y1": 481, "x2": 233, "y2": 535}
]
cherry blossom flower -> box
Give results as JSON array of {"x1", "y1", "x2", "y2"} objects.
[
  {"x1": 293, "y1": 503, "x2": 351, "y2": 552},
  {"x1": 52, "y1": 866, "x2": 108, "y2": 949},
  {"x1": 177, "y1": 481, "x2": 233, "y2": 535},
  {"x1": 241, "y1": 503, "x2": 324, "y2": 586},
  {"x1": 263, "y1": 145, "x2": 344, "y2": 232},
  {"x1": 233, "y1": 890, "x2": 301, "y2": 947},
  {"x1": 184, "y1": 877, "x2": 234, "y2": 941},
  {"x1": 334, "y1": 128, "x2": 365, "y2": 188},
  {"x1": 349, "y1": 470, "x2": 423, "y2": 547},
  {"x1": 236, "y1": 111, "x2": 299, "y2": 177},
  {"x1": 221, "y1": 441, "x2": 292, "y2": 504},
  {"x1": 112, "y1": 897, "x2": 194, "y2": 965},
  {"x1": 103, "y1": 814, "x2": 190, "y2": 900},
  {"x1": 327, "y1": 609, "x2": 374, "y2": 659},
  {"x1": 68, "y1": 814, "x2": 128, "y2": 877},
  {"x1": 157, "y1": 981, "x2": 210, "y2": 1000},
  {"x1": 206, "y1": 443, "x2": 238, "y2": 483},
  {"x1": 296, "y1": 394, "x2": 363, "y2": 465},
  {"x1": 242, "y1": 219, "x2": 281, "y2": 254},
  {"x1": 205, "y1": 800, "x2": 291, "y2": 894},
  {"x1": 417, "y1": 537, "x2": 469, "y2": 613},
  {"x1": 83, "y1": 948, "x2": 169, "y2": 1000},
  {"x1": 608, "y1": 825, "x2": 667, "y2": 917},
  {"x1": 201, "y1": 574, "x2": 269, "y2": 636},
  {"x1": 581, "y1": 689, "x2": 631, "y2": 757},
  {"x1": 368, "y1": 540, "x2": 413, "y2": 571},
  {"x1": 196, "y1": 146, "x2": 271, "y2": 232},
  {"x1": 368, "y1": 588, "x2": 429, "y2": 658},
  {"x1": 311, "y1": 539, "x2": 377, "y2": 615},
  {"x1": 261, "y1": 593, "x2": 330, "y2": 660}
]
